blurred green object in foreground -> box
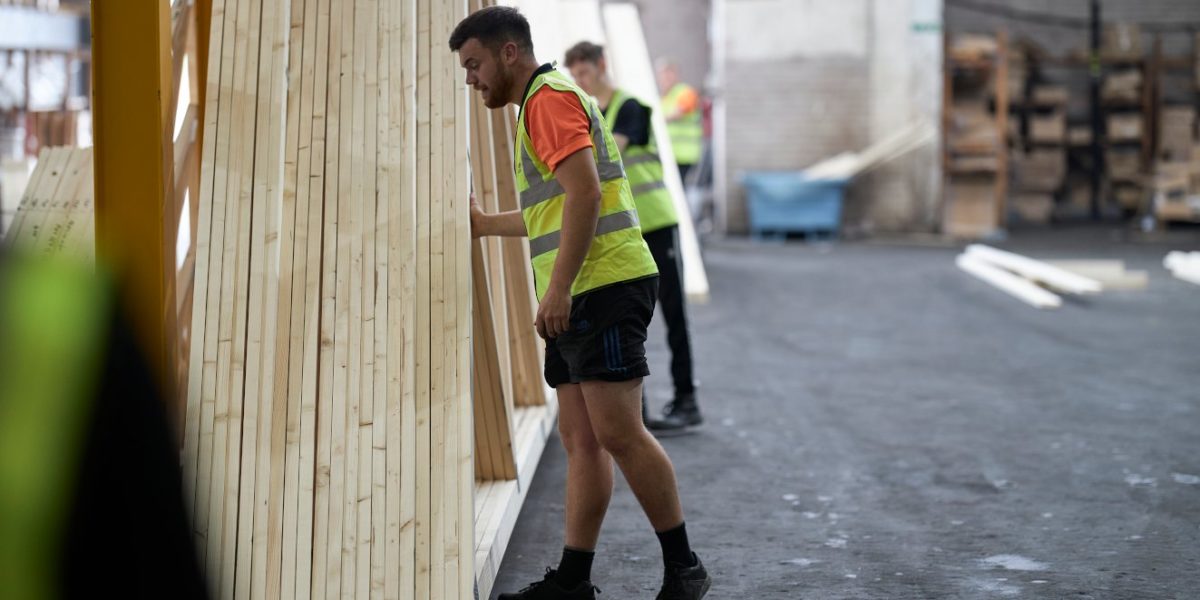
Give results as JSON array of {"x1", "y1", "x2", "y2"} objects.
[{"x1": 0, "y1": 255, "x2": 108, "y2": 600}]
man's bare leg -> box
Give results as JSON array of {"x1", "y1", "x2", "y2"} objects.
[
  {"x1": 579, "y1": 378, "x2": 683, "y2": 531},
  {"x1": 544, "y1": 383, "x2": 613, "y2": 592},
  {"x1": 557, "y1": 383, "x2": 614, "y2": 549},
  {"x1": 581, "y1": 377, "x2": 711, "y2": 599}
]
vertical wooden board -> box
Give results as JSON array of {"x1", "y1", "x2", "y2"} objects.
[
  {"x1": 470, "y1": 93, "x2": 515, "y2": 415},
  {"x1": 427, "y1": 0, "x2": 449, "y2": 594},
  {"x1": 600, "y1": 3, "x2": 710, "y2": 303},
  {"x1": 11, "y1": 145, "x2": 49, "y2": 248},
  {"x1": 325, "y1": 0, "x2": 357, "y2": 594},
  {"x1": 343, "y1": 0, "x2": 364, "y2": 592},
  {"x1": 472, "y1": 244, "x2": 510, "y2": 481},
  {"x1": 414, "y1": 0, "x2": 434, "y2": 596},
  {"x1": 58, "y1": 150, "x2": 92, "y2": 257},
  {"x1": 32, "y1": 148, "x2": 87, "y2": 256},
  {"x1": 8, "y1": 146, "x2": 60, "y2": 247},
  {"x1": 209, "y1": 0, "x2": 260, "y2": 589},
  {"x1": 490, "y1": 106, "x2": 544, "y2": 407},
  {"x1": 260, "y1": 0, "x2": 305, "y2": 595},
  {"x1": 394, "y1": 0, "x2": 420, "y2": 596},
  {"x1": 247, "y1": 0, "x2": 291, "y2": 592},
  {"x1": 293, "y1": 0, "x2": 332, "y2": 596},
  {"x1": 369, "y1": 0, "x2": 390, "y2": 596},
  {"x1": 28, "y1": 148, "x2": 76, "y2": 255},
  {"x1": 455, "y1": 0, "x2": 475, "y2": 591},
  {"x1": 22, "y1": 146, "x2": 61, "y2": 251},
  {"x1": 382, "y1": 0, "x2": 405, "y2": 596},
  {"x1": 439, "y1": 0, "x2": 459, "y2": 593},
  {"x1": 280, "y1": 0, "x2": 321, "y2": 595},
  {"x1": 341, "y1": 0, "x2": 369, "y2": 594},
  {"x1": 196, "y1": 0, "x2": 239, "y2": 577},
  {"x1": 5, "y1": 147, "x2": 51, "y2": 245},
  {"x1": 47, "y1": 149, "x2": 88, "y2": 255},
  {"x1": 233, "y1": 0, "x2": 284, "y2": 594},
  {"x1": 311, "y1": 0, "x2": 344, "y2": 596},
  {"x1": 297, "y1": 0, "x2": 336, "y2": 595},
  {"x1": 68, "y1": 157, "x2": 97, "y2": 261},
  {"x1": 354, "y1": 1, "x2": 381, "y2": 597},
  {"x1": 17, "y1": 147, "x2": 71, "y2": 250}
]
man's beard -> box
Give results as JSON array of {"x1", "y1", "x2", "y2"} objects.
[{"x1": 483, "y1": 64, "x2": 512, "y2": 109}]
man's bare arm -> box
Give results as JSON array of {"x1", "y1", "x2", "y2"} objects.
[
  {"x1": 535, "y1": 147, "x2": 601, "y2": 338},
  {"x1": 470, "y1": 193, "x2": 527, "y2": 238}
]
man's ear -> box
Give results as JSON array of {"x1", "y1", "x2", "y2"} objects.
[
  {"x1": 501, "y1": 41, "x2": 518, "y2": 65},
  {"x1": 597, "y1": 57, "x2": 607, "y2": 75}
]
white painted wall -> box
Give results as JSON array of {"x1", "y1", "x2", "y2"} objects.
[
  {"x1": 726, "y1": 0, "x2": 868, "y2": 61},
  {"x1": 714, "y1": 0, "x2": 945, "y2": 234}
]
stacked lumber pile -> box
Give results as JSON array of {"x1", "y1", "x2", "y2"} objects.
[
  {"x1": 1151, "y1": 107, "x2": 1200, "y2": 224},
  {"x1": 943, "y1": 32, "x2": 1008, "y2": 239},
  {"x1": 3, "y1": 146, "x2": 94, "y2": 259},
  {"x1": 1012, "y1": 83, "x2": 1068, "y2": 225},
  {"x1": 179, "y1": 0, "x2": 494, "y2": 597}
]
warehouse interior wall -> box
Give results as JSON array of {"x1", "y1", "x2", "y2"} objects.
[
  {"x1": 713, "y1": 0, "x2": 944, "y2": 235},
  {"x1": 600, "y1": 0, "x2": 711, "y2": 94}
]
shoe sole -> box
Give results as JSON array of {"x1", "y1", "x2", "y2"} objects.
[{"x1": 648, "y1": 426, "x2": 699, "y2": 438}]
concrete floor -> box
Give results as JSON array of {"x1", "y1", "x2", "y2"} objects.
[{"x1": 489, "y1": 226, "x2": 1200, "y2": 599}]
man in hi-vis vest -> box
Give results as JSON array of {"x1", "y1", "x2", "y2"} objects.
[
  {"x1": 564, "y1": 41, "x2": 704, "y2": 435},
  {"x1": 655, "y1": 59, "x2": 703, "y2": 183},
  {"x1": 450, "y1": 7, "x2": 710, "y2": 600}
]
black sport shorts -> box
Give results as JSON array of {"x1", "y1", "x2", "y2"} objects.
[{"x1": 544, "y1": 276, "x2": 658, "y2": 387}]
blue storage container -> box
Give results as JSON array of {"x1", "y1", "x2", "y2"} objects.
[{"x1": 742, "y1": 171, "x2": 848, "y2": 240}]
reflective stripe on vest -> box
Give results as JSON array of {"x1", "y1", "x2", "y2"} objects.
[
  {"x1": 662, "y1": 83, "x2": 703, "y2": 165},
  {"x1": 528, "y1": 209, "x2": 641, "y2": 258},
  {"x1": 604, "y1": 89, "x2": 679, "y2": 233},
  {"x1": 515, "y1": 69, "x2": 658, "y2": 300}
]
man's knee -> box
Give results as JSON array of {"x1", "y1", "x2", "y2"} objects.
[
  {"x1": 559, "y1": 422, "x2": 604, "y2": 457},
  {"x1": 593, "y1": 426, "x2": 644, "y2": 459}
]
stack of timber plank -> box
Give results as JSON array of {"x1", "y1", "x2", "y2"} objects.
[
  {"x1": 943, "y1": 32, "x2": 1008, "y2": 239},
  {"x1": 181, "y1": 0, "x2": 478, "y2": 597},
  {"x1": 3, "y1": 146, "x2": 95, "y2": 260}
]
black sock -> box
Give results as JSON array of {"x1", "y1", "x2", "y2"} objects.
[
  {"x1": 656, "y1": 522, "x2": 696, "y2": 567},
  {"x1": 555, "y1": 546, "x2": 595, "y2": 589}
]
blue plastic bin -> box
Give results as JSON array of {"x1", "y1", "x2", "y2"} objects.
[{"x1": 742, "y1": 171, "x2": 848, "y2": 240}]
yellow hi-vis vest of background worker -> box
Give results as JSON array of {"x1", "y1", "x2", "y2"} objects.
[
  {"x1": 603, "y1": 89, "x2": 679, "y2": 234},
  {"x1": 515, "y1": 69, "x2": 658, "y2": 301},
  {"x1": 661, "y1": 83, "x2": 703, "y2": 166}
]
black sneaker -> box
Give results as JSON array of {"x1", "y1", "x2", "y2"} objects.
[
  {"x1": 498, "y1": 568, "x2": 600, "y2": 600},
  {"x1": 656, "y1": 553, "x2": 711, "y2": 600},
  {"x1": 653, "y1": 393, "x2": 703, "y2": 428}
]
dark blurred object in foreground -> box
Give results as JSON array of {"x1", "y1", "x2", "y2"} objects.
[{"x1": 0, "y1": 251, "x2": 206, "y2": 599}]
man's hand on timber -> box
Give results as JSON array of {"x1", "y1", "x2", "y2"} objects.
[{"x1": 469, "y1": 192, "x2": 485, "y2": 238}]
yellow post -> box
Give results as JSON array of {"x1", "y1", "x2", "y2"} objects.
[{"x1": 90, "y1": 0, "x2": 176, "y2": 397}]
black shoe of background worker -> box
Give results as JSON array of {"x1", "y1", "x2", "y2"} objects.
[
  {"x1": 648, "y1": 392, "x2": 703, "y2": 431},
  {"x1": 645, "y1": 390, "x2": 690, "y2": 434},
  {"x1": 657, "y1": 552, "x2": 712, "y2": 600},
  {"x1": 498, "y1": 568, "x2": 599, "y2": 600}
]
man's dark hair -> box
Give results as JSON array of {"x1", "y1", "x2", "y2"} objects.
[
  {"x1": 448, "y1": 6, "x2": 534, "y2": 55},
  {"x1": 564, "y1": 41, "x2": 604, "y2": 67}
]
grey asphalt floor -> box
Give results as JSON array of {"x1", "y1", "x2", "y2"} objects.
[{"x1": 489, "y1": 225, "x2": 1200, "y2": 599}]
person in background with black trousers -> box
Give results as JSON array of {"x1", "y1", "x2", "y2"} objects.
[{"x1": 565, "y1": 41, "x2": 703, "y2": 433}]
